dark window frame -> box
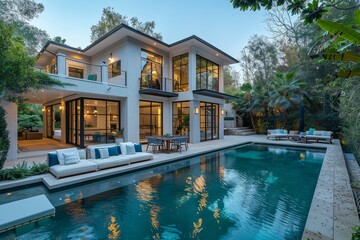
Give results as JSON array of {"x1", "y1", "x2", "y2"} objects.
[
  {"x1": 172, "y1": 53, "x2": 189, "y2": 92},
  {"x1": 196, "y1": 55, "x2": 219, "y2": 91},
  {"x1": 108, "y1": 60, "x2": 121, "y2": 78},
  {"x1": 172, "y1": 101, "x2": 190, "y2": 136}
]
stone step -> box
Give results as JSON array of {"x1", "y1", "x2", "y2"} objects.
[{"x1": 224, "y1": 127, "x2": 256, "y2": 136}]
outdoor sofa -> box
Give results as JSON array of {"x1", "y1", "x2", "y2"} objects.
[
  {"x1": 267, "y1": 129, "x2": 289, "y2": 140},
  {"x1": 304, "y1": 130, "x2": 333, "y2": 144},
  {"x1": 48, "y1": 143, "x2": 153, "y2": 178}
]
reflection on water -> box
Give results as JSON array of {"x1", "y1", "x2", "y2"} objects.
[
  {"x1": 107, "y1": 216, "x2": 120, "y2": 239},
  {"x1": 1, "y1": 144, "x2": 325, "y2": 240}
]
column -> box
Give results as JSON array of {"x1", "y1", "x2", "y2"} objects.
[
  {"x1": 56, "y1": 53, "x2": 66, "y2": 76},
  {"x1": 101, "y1": 62, "x2": 108, "y2": 83}
]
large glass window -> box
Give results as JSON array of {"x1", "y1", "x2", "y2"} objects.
[
  {"x1": 141, "y1": 49, "x2": 163, "y2": 90},
  {"x1": 139, "y1": 101, "x2": 162, "y2": 143},
  {"x1": 67, "y1": 98, "x2": 120, "y2": 147},
  {"x1": 108, "y1": 60, "x2": 121, "y2": 78},
  {"x1": 196, "y1": 55, "x2": 219, "y2": 91},
  {"x1": 173, "y1": 53, "x2": 189, "y2": 92},
  {"x1": 172, "y1": 101, "x2": 190, "y2": 136},
  {"x1": 200, "y1": 102, "x2": 219, "y2": 141}
]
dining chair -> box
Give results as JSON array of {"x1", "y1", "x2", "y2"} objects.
[
  {"x1": 146, "y1": 136, "x2": 164, "y2": 154},
  {"x1": 171, "y1": 136, "x2": 188, "y2": 153}
]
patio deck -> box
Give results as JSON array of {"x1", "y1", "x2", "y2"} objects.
[{"x1": 1, "y1": 135, "x2": 358, "y2": 240}]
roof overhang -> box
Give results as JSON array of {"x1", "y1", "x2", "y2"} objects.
[
  {"x1": 139, "y1": 88, "x2": 179, "y2": 98},
  {"x1": 37, "y1": 24, "x2": 239, "y2": 65},
  {"x1": 193, "y1": 89, "x2": 238, "y2": 100}
]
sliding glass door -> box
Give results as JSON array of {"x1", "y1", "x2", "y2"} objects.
[{"x1": 200, "y1": 102, "x2": 219, "y2": 141}]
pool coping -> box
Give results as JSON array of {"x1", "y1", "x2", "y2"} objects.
[{"x1": 0, "y1": 135, "x2": 358, "y2": 239}]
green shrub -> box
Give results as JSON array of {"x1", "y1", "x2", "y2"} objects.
[
  {"x1": 0, "y1": 106, "x2": 10, "y2": 170},
  {"x1": 0, "y1": 162, "x2": 49, "y2": 181},
  {"x1": 352, "y1": 226, "x2": 360, "y2": 240}
]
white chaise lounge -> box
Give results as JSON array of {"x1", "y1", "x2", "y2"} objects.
[
  {"x1": 86, "y1": 143, "x2": 153, "y2": 170},
  {"x1": 267, "y1": 129, "x2": 289, "y2": 140},
  {"x1": 48, "y1": 148, "x2": 97, "y2": 179},
  {"x1": 48, "y1": 143, "x2": 153, "y2": 178}
]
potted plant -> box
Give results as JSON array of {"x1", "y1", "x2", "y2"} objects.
[{"x1": 113, "y1": 128, "x2": 124, "y2": 144}]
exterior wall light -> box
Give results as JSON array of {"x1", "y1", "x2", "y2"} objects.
[
  {"x1": 59, "y1": 105, "x2": 62, "y2": 110},
  {"x1": 109, "y1": 53, "x2": 113, "y2": 62},
  {"x1": 221, "y1": 109, "x2": 224, "y2": 115},
  {"x1": 194, "y1": 107, "x2": 199, "y2": 114}
]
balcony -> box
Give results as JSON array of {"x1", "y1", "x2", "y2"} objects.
[
  {"x1": 38, "y1": 53, "x2": 127, "y2": 87},
  {"x1": 139, "y1": 75, "x2": 178, "y2": 97}
]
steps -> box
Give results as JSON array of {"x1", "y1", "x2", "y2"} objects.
[{"x1": 224, "y1": 127, "x2": 256, "y2": 136}]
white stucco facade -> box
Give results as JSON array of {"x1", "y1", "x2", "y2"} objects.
[{"x1": 6, "y1": 24, "x2": 238, "y2": 160}]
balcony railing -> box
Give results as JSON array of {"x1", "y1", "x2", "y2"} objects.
[
  {"x1": 140, "y1": 75, "x2": 173, "y2": 92},
  {"x1": 39, "y1": 54, "x2": 128, "y2": 87},
  {"x1": 66, "y1": 58, "x2": 102, "y2": 82}
]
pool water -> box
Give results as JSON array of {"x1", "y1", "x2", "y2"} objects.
[{"x1": 1, "y1": 144, "x2": 325, "y2": 240}]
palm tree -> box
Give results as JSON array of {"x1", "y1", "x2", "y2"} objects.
[{"x1": 267, "y1": 72, "x2": 307, "y2": 129}]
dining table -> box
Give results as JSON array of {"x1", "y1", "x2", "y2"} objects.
[{"x1": 155, "y1": 135, "x2": 185, "y2": 153}]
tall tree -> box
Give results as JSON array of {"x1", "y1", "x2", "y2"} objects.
[
  {"x1": 240, "y1": 35, "x2": 279, "y2": 84},
  {"x1": 268, "y1": 72, "x2": 307, "y2": 128},
  {"x1": 90, "y1": 7, "x2": 163, "y2": 42},
  {"x1": 0, "y1": 0, "x2": 49, "y2": 55},
  {"x1": 53, "y1": 36, "x2": 66, "y2": 44}
]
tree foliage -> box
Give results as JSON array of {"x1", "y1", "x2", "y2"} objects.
[
  {"x1": 229, "y1": 0, "x2": 360, "y2": 24},
  {"x1": 90, "y1": 7, "x2": 163, "y2": 42},
  {"x1": 0, "y1": 21, "x2": 64, "y2": 103},
  {"x1": 240, "y1": 35, "x2": 279, "y2": 84},
  {"x1": 0, "y1": 0, "x2": 49, "y2": 55},
  {"x1": 0, "y1": 106, "x2": 9, "y2": 169}
]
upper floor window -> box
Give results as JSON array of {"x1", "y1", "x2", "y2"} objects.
[
  {"x1": 196, "y1": 55, "x2": 219, "y2": 91},
  {"x1": 173, "y1": 53, "x2": 189, "y2": 92},
  {"x1": 141, "y1": 49, "x2": 163, "y2": 89},
  {"x1": 108, "y1": 60, "x2": 121, "y2": 78}
]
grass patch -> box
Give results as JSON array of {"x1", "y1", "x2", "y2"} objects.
[{"x1": 0, "y1": 162, "x2": 48, "y2": 181}]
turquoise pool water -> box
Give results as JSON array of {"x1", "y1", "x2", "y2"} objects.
[{"x1": 1, "y1": 144, "x2": 325, "y2": 239}]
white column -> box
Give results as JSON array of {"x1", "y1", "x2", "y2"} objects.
[
  {"x1": 57, "y1": 53, "x2": 66, "y2": 76},
  {"x1": 189, "y1": 48, "x2": 197, "y2": 91},
  {"x1": 219, "y1": 104, "x2": 224, "y2": 139},
  {"x1": 101, "y1": 62, "x2": 108, "y2": 83},
  {"x1": 190, "y1": 100, "x2": 200, "y2": 143},
  {"x1": 219, "y1": 66, "x2": 224, "y2": 93},
  {"x1": 1, "y1": 100, "x2": 17, "y2": 161}
]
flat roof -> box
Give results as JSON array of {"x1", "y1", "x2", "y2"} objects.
[{"x1": 38, "y1": 24, "x2": 239, "y2": 65}]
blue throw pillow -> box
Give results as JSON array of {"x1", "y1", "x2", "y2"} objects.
[
  {"x1": 308, "y1": 128, "x2": 315, "y2": 135},
  {"x1": 95, "y1": 149, "x2": 101, "y2": 159},
  {"x1": 134, "y1": 143, "x2": 142, "y2": 152},
  {"x1": 116, "y1": 146, "x2": 122, "y2": 154},
  {"x1": 48, "y1": 152, "x2": 59, "y2": 166},
  {"x1": 108, "y1": 146, "x2": 119, "y2": 156},
  {"x1": 279, "y1": 129, "x2": 285, "y2": 134}
]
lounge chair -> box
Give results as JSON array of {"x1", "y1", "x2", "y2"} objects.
[
  {"x1": 305, "y1": 130, "x2": 333, "y2": 144},
  {"x1": 267, "y1": 129, "x2": 289, "y2": 140}
]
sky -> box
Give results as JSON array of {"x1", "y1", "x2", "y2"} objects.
[{"x1": 30, "y1": 0, "x2": 270, "y2": 73}]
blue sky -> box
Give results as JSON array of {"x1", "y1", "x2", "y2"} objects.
[{"x1": 31, "y1": 0, "x2": 270, "y2": 71}]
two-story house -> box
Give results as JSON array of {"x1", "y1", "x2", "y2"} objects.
[{"x1": 6, "y1": 24, "x2": 238, "y2": 159}]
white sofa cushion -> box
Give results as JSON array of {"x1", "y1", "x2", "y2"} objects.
[
  {"x1": 87, "y1": 144, "x2": 117, "y2": 159},
  {"x1": 126, "y1": 144, "x2": 136, "y2": 155},
  {"x1": 63, "y1": 152, "x2": 80, "y2": 165},
  {"x1": 89, "y1": 155, "x2": 130, "y2": 170},
  {"x1": 127, "y1": 152, "x2": 153, "y2": 163},
  {"x1": 56, "y1": 148, "x2": 78, "y2": 165},
  {"x1": 119, "y1": 142, "x2": 133, "y2": 155},
  {"x1": 50, "y1": 160, "x2": 97, "y2": 178},
  {"x1": 98, "y1": 148, "x2": 110, "y2": 159}
]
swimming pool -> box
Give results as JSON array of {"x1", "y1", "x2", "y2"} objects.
[{"x1": 1, "y1": 144, "x2": 325, "y2": 239}]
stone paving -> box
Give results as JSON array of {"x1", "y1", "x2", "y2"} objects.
[{"x1": 1, "y1": 135, "x2": 359, "y2": 239}]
